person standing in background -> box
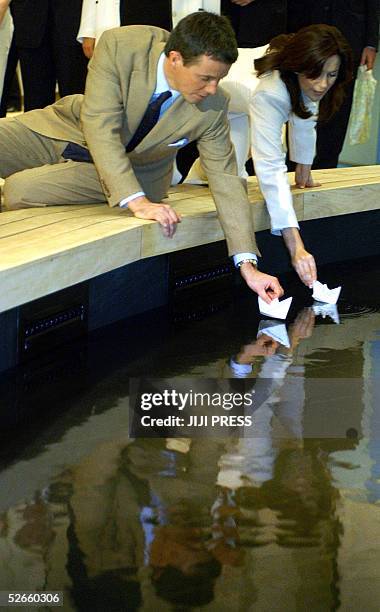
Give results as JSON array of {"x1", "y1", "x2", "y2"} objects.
[
  {"x1": 78, "y1": 0, "x2": 173, "y2": 60},
  {"x1": 10, "y1": 0, "x2": 88, "y2": 110},
  {"x1": 0, "y1": 0, "x2": 12, "y2": 104},
  {"x1": 286, "y1": 0, "x2": 379, "y2": 168}
]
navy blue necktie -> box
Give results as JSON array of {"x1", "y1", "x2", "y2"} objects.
[
  {"x1": 62, "y1": 91, "x2": 172, "y2": 163},
  {"x1": 125, "y1": 90, "x2": 172, "y2": 152}
]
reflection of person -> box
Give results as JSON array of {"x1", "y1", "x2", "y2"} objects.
[
  {"x1": 287, "y1": 0, "x2": 379, "y2": 168},
  {"x1": 189, "y1": 25, "x2": 353, "y2": 286},
  {"x1": 10, "y1": 0, "x2": 88, "y2": 110},
  {"x1": 221, "y1": 308, "x2": 315, "y2": 489},
  {"x1": 77, "y1": 0, "x2": 172, "y2": 60},
  {"x1": 0, "y1": 11, "x2": 283, "y2": 302},
  {"x1": 0, "y1": 0, "x2": 12, "y2": 103}
]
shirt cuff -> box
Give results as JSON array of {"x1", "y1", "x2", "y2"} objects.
[
  {"x1": 229, "y1": 358, "x2": 253, "y2": 378},
  {"x1": 233, "y1": 252, "x2": 258, "y2": 268},
  {"x1": 119, "y1": 192, "x2": 145, "y2": 208}
]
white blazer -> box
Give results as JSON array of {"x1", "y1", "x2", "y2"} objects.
[{"x1": 0, "y1": 7, "x2": 13, "y2": 103}]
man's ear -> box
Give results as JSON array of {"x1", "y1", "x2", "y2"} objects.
[{"x1": 168, "y1": 50, "x2": 183, "y2": 67}]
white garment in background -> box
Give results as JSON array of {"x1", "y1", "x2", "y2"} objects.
[
  {"x1": 77, "y1": 0, "x2": 120, "y2": 44},
  {"x1": 187, "y1": 47, "x2": 319, "y2": 235},
  {"x1": 0, "y1": 8, "x2": 13, "y2": 103},
  {"x1": 172, "y1": 1, "x2": 220, "y2": 27},
  {"x1": 77, "y1": 0, "x2": 221, "y2": 43}
]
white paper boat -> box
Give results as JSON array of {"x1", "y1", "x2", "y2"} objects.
[
  {"x1": 258, "y1": 296, "x2": 292, "y2": 320},
  {"x1": 312, "y1": 302, "x2": 340, "y2": 324},
  {"x1": 257, "y1": 320, "x2": 291, "y2": 348},
  {"x1": 312, "y1": 280, "x2": 341, "y2": 304}
]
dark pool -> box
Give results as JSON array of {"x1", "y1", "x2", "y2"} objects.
[{"x1": 0, "y1": 256, "x2": 379, "y2": 611}]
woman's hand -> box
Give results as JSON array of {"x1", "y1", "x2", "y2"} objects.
[
  {"x1": 295, "y1": 163, "x2": 321, "y2": 189},
  {"x1": 282, "y1": 227, "x2": 317, "y2": 287},
  {"x1": 291, "y1": 247, "x2": 317, "y2": 287}
]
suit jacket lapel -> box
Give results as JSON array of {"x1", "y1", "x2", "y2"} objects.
[
  {"x1": 126, "y1": 41, "x2": 166, "y2": 137},
  {"x1": 138, "y1": 96, "x2": 197, "y2": 150}
]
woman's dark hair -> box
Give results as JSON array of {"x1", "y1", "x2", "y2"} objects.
[
  {"x1": 165, "y1": 11, "x2": 238, "y2": 66},
  {"x1": 254, "y1": 24, "x2": 353, "y2": 121}
]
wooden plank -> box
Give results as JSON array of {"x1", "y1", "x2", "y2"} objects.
[
  {"x1": 0, "y1": 217, "x2": 143, "y2": 270},
  {"x1": 0, "y1": 228, "x2": 143, "y2": 311},
  {"x1": 0, "y1": 205, "x2": 119, "y2": 238},
  {"x1": 0, "y1": 164, "x2": 379, "y2": 313},
  {"x1": 303, "y1": 183, "x2": 380, "y2": 220}
]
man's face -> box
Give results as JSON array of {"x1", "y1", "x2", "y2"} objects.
[{"x1": 165, "y1": 52, "x2": 231, "y2": 103}]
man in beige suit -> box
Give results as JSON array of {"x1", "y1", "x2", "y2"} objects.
[{"x1": 0, "y1": 11, "x2": 282, "y2": 301}]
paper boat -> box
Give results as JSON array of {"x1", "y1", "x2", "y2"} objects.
[
  {"x1": 257, "y1": 319, "x2": 291, "y2": 348},
  {"x1": 312, "y1": 302, "x2": 340, "y2": 324},
  {"x1": 312, "y1": 280, "x2": 341, "y2": 304},
  {"x1": 258, "y1": 296, "x2": 292, "y2": 320}
]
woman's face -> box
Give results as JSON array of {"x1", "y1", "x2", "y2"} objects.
[{"x1": 298, "y1": 54, "x2": 341, "y2": 101}]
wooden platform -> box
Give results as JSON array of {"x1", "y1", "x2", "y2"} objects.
[{"x1": 0, "y1": 165, "x2": 380, "y2": 313}]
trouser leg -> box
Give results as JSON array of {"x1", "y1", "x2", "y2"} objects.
[
  {"x1": 0, "y1": 38, "x2": 19, "y2": 117},
  {"x1": 3, "y1": 159, "x2": 107, "y2": 210},
  {"x1": 17, "y1": 31, "x2": 56, "y2": 110},
  {"x1": 313, "y1": 80, "x2": 356, "y2": 169},
  {"x1": 0, "y1": 118, "x2": 107, "y2": 210},
  {"x1": 0, "y1": 118, "x2": 65, "y2": 178}
]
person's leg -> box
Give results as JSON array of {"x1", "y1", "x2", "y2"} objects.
[
  {"x1": 0, "y1": 39, "x2": 20, "y2": 117},
  {"x1": 313, "y1": 80, "x2": 355, "y2": 169},
  {"x1": 228, "y1": 112, "x2": 250, "y2": 178},
  {"x1": 3, "y1": 159, "x2": 107, "y2": 210},
  {"x1": 54, "y1": 44, "x2": 88, "y2": 97},
  {"x1": 17, "y1": 31, "x2": 56, "y2": 111},
  {"x1": 0, "y1": 118, "x2": 65, "y2": 178}
]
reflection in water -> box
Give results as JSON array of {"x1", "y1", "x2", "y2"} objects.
[{"x1": 0, "y1": 259, "x2": 380, "y2": 610}]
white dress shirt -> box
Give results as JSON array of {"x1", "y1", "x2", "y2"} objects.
[{"x1": 119, "y1": 53, "x2": 180, "y2": 207}]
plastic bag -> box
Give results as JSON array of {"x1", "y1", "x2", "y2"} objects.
[{"x1": 348, "y1": 65, "x2": 377, "y2": 145}]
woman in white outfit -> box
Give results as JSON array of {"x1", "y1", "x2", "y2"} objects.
[
  {"x1": 188, "y1": 25, "x2": 353, "y2": 286},
  {"x1": 0, "y1": 0, "x2": 13, "y2": 104}
]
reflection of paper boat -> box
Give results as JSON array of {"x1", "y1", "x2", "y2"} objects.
[
  {"x1": 312, "y1": 280, "x2": 341, "y2": 304},
  {"x1": 312, "y1": 302, "x2": 340, "y2": 324},
  {"x1": 258, "y1": 296, "x2": 292, "y2": 320},
  {"x1": 217, "y1": 469, "x2": 243, "y2": 490},
  {"x1": 257, "y1": 320, "x2": 291, "y2": 348},
  {"x1": 229, "y1": 358, "x2": 253, "y2": 378}
]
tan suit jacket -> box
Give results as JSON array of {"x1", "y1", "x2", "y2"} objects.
[{"x1": 17, "y1": 25, "x2": 258, "y2": 256}]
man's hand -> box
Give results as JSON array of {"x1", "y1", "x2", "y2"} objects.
[
  {"x1": 282, "y1": 227, "x2": 317, "y2": 287},
  {"x1": 239, "y1": 262, "x2": 284, "y2": 304},
  {"x1": 230, "y1": 0, "x2": 256, "y2": 5},
  {"x1": 295, "y1": 163, "x2": 321, "y2": 189},
  {"x1": 361, "y1": 46, "x2": 377, "y2": 70},
  {"x1": 82, "y1": 37, "x2": 96, "y2": 59},
  {"x1": 128, "y1": 195, "x2": 181, "y2": 238}
]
